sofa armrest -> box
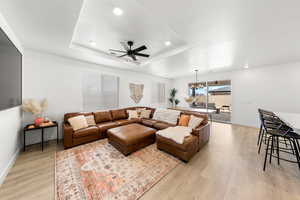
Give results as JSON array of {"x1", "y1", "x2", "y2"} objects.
[
  {"x1": 191, "y1": 123, "x2": 210, "y2": 150},
  {"x1": 63, "y1": 123, "x2": 74, "y2": 148}
]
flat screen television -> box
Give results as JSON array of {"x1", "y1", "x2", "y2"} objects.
[{"x1": 0, "y1": 27, "x2": 22, "y2": 111}]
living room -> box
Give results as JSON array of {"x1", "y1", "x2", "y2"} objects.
[{"x1": 1, "y1": 0, "x2": 300, "y2": 200}]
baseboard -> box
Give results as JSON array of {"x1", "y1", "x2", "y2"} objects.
[{"x1": 0, "y1": 148, "x2": 21, "y2": 186}]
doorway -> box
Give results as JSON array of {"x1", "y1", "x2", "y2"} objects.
[{"x1": 188, "y1": 80, "x2": 232, "y2": 123}]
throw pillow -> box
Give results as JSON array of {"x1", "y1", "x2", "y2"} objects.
[
  {"x1": 68, "y1": 115, "x2": 88, "y2": 131},
  {"x1": 136, "y1": 108, "x2": 146, "y2": 115},
  {"x1": 127, "y1": 110, "x2": 139, "y2": 119},
  {"x1": 188, "y1": 115, "x2": 204, "y2": 129},
  {"x1": 140, "y1": 109, "x2": 151, "y2": 119},
  {"x1": 178, "y1": 114, "x2": 190, "y2": 126},
  {"x1": 85, "y1": 115, "x2": 96, "y2": 126}
]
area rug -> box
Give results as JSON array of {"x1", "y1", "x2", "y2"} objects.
[{"x1": 55, "y1": 139, "x2": 179, "y2": 200}]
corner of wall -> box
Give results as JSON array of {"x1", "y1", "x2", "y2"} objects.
[{"x1": 0, "y1": 11, "x2": 23, "y2": 186}]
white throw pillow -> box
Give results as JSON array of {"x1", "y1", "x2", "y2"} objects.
[
  {"x1": 68, "y1": 115, "x2": 89, "y2": 131},
  {"x1": 85, "y1": 115, "x2": 96, "y2": 126},
  {"x1": 153, "y1": 108, "x2": 181, "y2": 125},
  {"x1": 127, "y1": 110, "x2": 139, "y2": 119},
  {"x1": 188, "y1": 115, "x2": 204, "y2": 129},
  {"x1": 140, "y1": 109, "x2": 151, "y2": 119},
  {"x1": 136, "y1": 108, "x2": 146, "y2": 114}
]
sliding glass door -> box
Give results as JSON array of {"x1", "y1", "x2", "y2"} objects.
[
  {"x1": 207, "y1": 80, "x2": 231, "y2": 123},
  {"x1": 188, "y1": 80, "x2": 232, "y2": 123}
]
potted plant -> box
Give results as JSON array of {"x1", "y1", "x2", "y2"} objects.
[{"x1": 169, "y1": 88, "x2": 180, "y2": 108}]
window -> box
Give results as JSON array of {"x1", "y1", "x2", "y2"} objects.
[
  {"x1": 82, "y1": 72, "x2": 119, "y2": 111},
  {"x1": 152, "y1": 82, "x2": 166, "y2": 104}
]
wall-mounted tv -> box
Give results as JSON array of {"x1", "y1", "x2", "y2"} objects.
[{"x1": 0, "y1": 27, "x2": 22, "y2": 111}]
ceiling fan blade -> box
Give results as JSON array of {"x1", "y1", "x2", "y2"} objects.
[
  {"x1": 109, "y1": 49, "x2": 127, "y2": 53},
  {"x1": 133, "y1": 45, "x2": 147, "y2": 52},
  {"x1": 120, "y1": 42, "x2": 130, "y2": 51},
  {"x1": 135, "y1": 53, "x2": 150, "y2": 57},
  {"x1": 130, "y1": 54, "x2": 137, "y2": 61},
  {"x1": 118, "y1": 54, "x2": 128, "y2": 58}
]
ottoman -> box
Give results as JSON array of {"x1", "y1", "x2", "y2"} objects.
[{"x1": 107, "y1": 123, "x2": 156, "y2": 156}]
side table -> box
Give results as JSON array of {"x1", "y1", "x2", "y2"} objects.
[{"x1": 23, "y1": 121, "x2": 59, "y2": 151}]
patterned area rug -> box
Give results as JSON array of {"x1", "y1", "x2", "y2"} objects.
[{"x1": 55, "y1": 139, "x2": 179, "y2": 200}]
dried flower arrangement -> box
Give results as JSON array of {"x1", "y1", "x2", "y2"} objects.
[{"x1": 22, "y1": 99, "x2": 48, "y2": 116}]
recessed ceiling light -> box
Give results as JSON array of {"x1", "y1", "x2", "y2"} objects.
[
  {"x1": 113, "y1": 7, "x2": 123, "y2": 16},
  {"x1": 165, "y1": 41, "x2": 171, "y2": 46},
  {"x1": 89, "y1": 40, "x2": 96, "y2": 46}
]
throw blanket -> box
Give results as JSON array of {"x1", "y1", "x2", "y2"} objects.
[
  {"x1": 157, "y1": 126, "x2": 192, "y2": 144},
  {"x1": 153, "y1": 108, "x2": 181, "y2": 125}
]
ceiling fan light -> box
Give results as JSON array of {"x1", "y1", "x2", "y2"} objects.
[
  {"x1": 165, "y1": 41, "x2": 171, "y2": 46},
  {"x1": 89, "y1": 40, "x2": 96, "y2": 46},
  {"x1": 113, "y1": 7, "x2": 123, "y2": 16}
]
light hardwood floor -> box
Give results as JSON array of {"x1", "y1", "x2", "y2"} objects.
[{"x1": 1, "y1": 122, "x2": 300, "y2": 200}]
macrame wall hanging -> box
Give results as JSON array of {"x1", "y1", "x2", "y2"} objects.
[{"x1": 129, "y1": 83, "x2": 144, "y2": 104}]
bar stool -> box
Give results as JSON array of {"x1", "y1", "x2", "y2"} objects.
[{"x1": 259, "y1": 112, "x2": 300, "y2": 171}]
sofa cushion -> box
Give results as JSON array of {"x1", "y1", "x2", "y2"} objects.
[
  {"x1": 96, "y1": 121, "x2": 119, "y2": 133},
  {"x1": 115, "y1": 119, "x2": 139, "y2": 126},
  {"x1": 141, "y1": 119, "x2": 158, "y2": 127},
  {"x1": 68, "y1": 115, "x2": 89, "y2": 131},
  {"x1": 111, "y1": 109, "x2": 127, "y2": 120},
  {"x1": 94, "y1": 111, "x2": 112, "y2": 123},
  {"x1": 73, "y1": 126, "x2": 98, "y2": 138},
  {"x1": 153, "y1": 122, "x2": 175, "y2": 130}
]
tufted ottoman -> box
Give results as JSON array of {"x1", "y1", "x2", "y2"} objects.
[{"x1": 107, "y1": 123, "x2": 156, "y2": 155}]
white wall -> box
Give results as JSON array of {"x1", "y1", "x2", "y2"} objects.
[
  {"x1": 0, "y1": 13, "x2": 23, "y2": 185},
  {"x1": 172, "y1": 63, "x2": 300, "y2": 127},
  {"x1": 23, "y1": 50, "x2": 172, "y2": 145}
]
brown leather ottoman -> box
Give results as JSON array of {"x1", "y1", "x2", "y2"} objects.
[{"x1": 107, "y1": 123, "x2": 156, "y2": 156}]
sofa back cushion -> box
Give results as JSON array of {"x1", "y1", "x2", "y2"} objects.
[
  {"x1": 94, "y1": 111, "x2": 112, "y2": 123},
  {"x1": 111, "y1": 109, "x2": 127, "y2": 120},
  {"x1": 153, "y1": 108, "x2": 181, "y2": 125}
]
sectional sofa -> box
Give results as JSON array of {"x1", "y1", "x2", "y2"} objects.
[{"x1": 63, "y1": 106, "x2": 210, "y2": 161}]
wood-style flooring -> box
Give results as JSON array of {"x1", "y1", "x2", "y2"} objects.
[{"x1": 1, "y1": 122, "x2": 300, "y2": 200}]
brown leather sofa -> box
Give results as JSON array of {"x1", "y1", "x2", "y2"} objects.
[
  {"x1": 63, "y1": 107, "x2": 210, "y2": 162},
  {"x1": 63, "y1": 107, "x2": 153, "y2": 148}
]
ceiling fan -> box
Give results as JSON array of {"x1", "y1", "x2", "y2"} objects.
[{"x1": 109, "y1": 41, "x2": 150, "y2": 61}]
